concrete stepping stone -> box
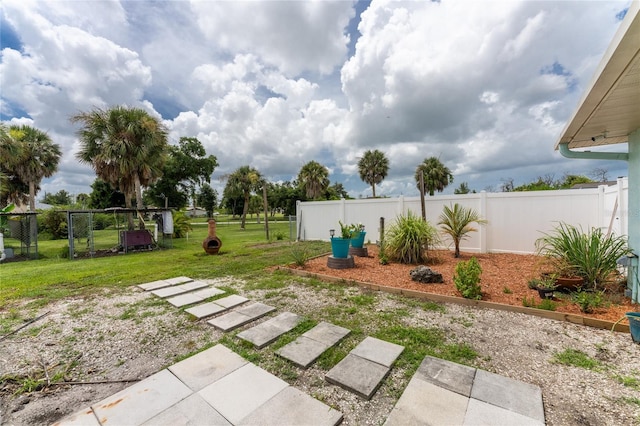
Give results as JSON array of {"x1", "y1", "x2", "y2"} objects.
[
  {"x1": 91, "y1": 369, "x2": 192, "y2": 425},
  {"x1": 137, "y1": 276, "x2": 193, "y2": 291},
  {"x1": 198, "y1": 363, "x2": 289, "y2": 424},
  {"x1": 151, "y1": 280, "x2": 209, "y2": 298},
  {"x1": 208, "y1": 302, "x2": 276, "y2": 332},
  {"x1": 276, "y1": 322, "x2": 350, "y2": 368},
  {"x1": 213, "y1": 294, "x2": 248, "y2": 308},
  {"x1": 415, "y1": 355, "x2": 476, "y2": 396},
  {"x1": 141, "y1": 393, "x2": 231, "y2": 426},
  {"x1": 384, "y1": 355, "x2": 545, "y2": 426},
  {"x1": 166, "y1": 286, "x2": 225, "y2": 308},
  {"x1": 325, "y1": 336, "x2": 404, "y2": 400},
  {"x1": 168, "y1": 344, "x2": 248, "y2": 392},
  {"x1": 237, "y1": 312, "x2": 303, "y2": 349},
  {"x1": 238, "y1": 386, "x2": 343, "y2": 426},
  {"x1": 470, "y1": 369, "x2": 545, "y2": 423},
  {"x1": 185, "y1": 301, "x2": 228, "y2": 319}
]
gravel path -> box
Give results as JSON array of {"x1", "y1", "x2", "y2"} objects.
[{"x1": 1, "y1": 276, "x2": 639, "y2": 425}]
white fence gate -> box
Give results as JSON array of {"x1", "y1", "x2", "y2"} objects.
[{"x1": 296, "y1": 178, "x2": 628, "y2": 255}]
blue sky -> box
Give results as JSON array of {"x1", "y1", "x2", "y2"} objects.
[{"x1": 0, "y1": 0, "x2": 632, "y2": 200}]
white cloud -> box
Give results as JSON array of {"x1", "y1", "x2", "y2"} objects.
[{"x1": 0, "y1": 0, "x2": 631, "y2": 201}]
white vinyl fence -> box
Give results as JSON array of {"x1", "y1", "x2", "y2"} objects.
[{"x1": 296, "y1": 178, "x2": 628, "y2": 255}]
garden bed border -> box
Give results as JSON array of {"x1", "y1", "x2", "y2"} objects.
[{"x1": 279, "y1": 267, "x2": 630, "y2": 333}]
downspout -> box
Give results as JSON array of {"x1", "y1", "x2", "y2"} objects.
[{"x1": 558, "y1": 143, "x2": 628, "y2": 161}]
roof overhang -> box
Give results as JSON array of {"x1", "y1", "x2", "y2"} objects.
[{"x1": 555, "y1": 1, "x2": 640, "y2": 150}]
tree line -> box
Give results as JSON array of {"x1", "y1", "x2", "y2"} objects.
[{"x1": 1, "y1": 105, "x2": 462, "y2": 230}]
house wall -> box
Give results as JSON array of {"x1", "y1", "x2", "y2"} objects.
[{"x1": 296, "y1": 178, "x2": 627, "y2": 254}]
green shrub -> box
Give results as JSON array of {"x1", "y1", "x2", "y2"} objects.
[
  {"x1": 384, "y1": 211, "x2": 439, "y2": 264},
  {"x1": 537, "y1": 299, "x2": 557, "y2": 311},
  {"x1": 290, "y1": 244, "x2": 312, "y2": 266},
  {"x1": 572, "y1": 290, "x2": 608, "y2": 313},
  {"x1": 172, "y1": 210, "x2": 192, "y2": 238},
  {"x1": 536, "y1": 223, "x2": 630, "y2": 290},
  {"x1": 39, "y1": 209, "x2": 67, "y2": 240},
  {"x1": 454, "y1": 257, "x2": 482, "y2": 300}
]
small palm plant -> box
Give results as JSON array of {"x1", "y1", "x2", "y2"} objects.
[{"x1": 438, "y1": 203, "x2": 487, "y2": 258}]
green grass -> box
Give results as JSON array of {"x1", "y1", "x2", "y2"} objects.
[
  {"x1": 0, "y1": 222, "x2": 328, "y2": 308},
  {"x1": 552, "y1": 348, "x2": 604, "y2": 371}
]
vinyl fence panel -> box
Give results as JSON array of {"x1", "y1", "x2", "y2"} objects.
[{"x1": 296, "y1": 178, "x2": 628, "y2": 255}]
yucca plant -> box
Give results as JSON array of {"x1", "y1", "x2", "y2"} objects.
[
  {"x1": 384, "y1": 211, "x2": 439, "y2": 264},
  {"x1": 536, "y1": 223, "x2": 630, "y2": 291},
  {"x1": 438, "y1": 203, "x2": 487, "y2": 258}
]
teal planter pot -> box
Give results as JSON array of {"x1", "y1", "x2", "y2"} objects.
[
  {"x1": 331, "y1": 237, "x2": 351, "y2": 258},
  {"x1": 627, "y1": 312, "x2": 640, "y2": 343},
  {"x1": 351, "y1": 232, "x2": 366, "y2": 249}
]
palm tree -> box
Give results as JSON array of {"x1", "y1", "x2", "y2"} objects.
[
  {"x1": 71, "y1": 106, "x2": 168, "y2": 228},
  {"x1": 415, "y1": 157, "x2": 453, "y2": 196},
  {"x1": 225, "y1": 165, "x2": 262, "y2": 229},
  {"x1": 297, "y1": 161, "x2": 329, "y2": 200},
  {"x1": 6, "y1": 125, "x2": 61, "y2": 211},
  {"x1": 358, "y1": 149, "x2": 389, "y2": 198},
  {"x1": 438, "y1": 203, "x2": 487, "y2": 258}
]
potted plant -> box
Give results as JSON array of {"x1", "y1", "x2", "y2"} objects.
[
  {"x1": 329, "y1": 221, "x2": 353, "y2": 258},
  {"x1": 528, "y1": 276, "x2": 557, "y2": 299},
  {"x1": 350, "y1": 223, "x2": 366, "y2": 248}
]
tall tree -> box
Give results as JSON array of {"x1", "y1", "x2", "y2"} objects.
[
  {"x1": 5, "y1": 124, "x2": 61, "y2": 211},
  {"x1": 88, "y1": 178, "x2": 126, "y2": 209},
  {"x1": 224, "y1": 165, "x2": 262, "y2": 229},
  {"x1": 197, "y1": 183, "x2": 218, "y2": 218},
  {"x1": 415, "y1": 157, "x2": 453, "y2": 196},
  {"x1": 0, "y1": 123, "x2": 21, "y2": 206},
  {"x1": 145, "y1": 137, "x2": 218, "y2": 209},
  {"x1": 358, "y1": 149, "x2": 389, "y2": 198},
  {"x1": 72, "y1": 106, "x2": 168, "y2": 228},
  {"x1": 297, "y1": 161, "x2": 329, "y2": 200}
]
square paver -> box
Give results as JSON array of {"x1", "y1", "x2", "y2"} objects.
[
  {"x1": 151, "y1": 280, "x2": 209, "y2": 298},
  {"x1": 185, "y1": 302, "x2": 227, "y2": 319},
  {"x1": 471, "y1": 369, "x2": 545, "y2": 422},
  {"x1": 198, "y1": 363, "x2": 288, "y2": 424},
  {"x1": 350, "y1": 336, "x2": 404, "y2": 367},
  {"x1": 237, "y1": 312, "x2": 303, "y2": 348},
  {"x1": 213, "y1": 294, "x2": 249, "y2": 308},
  {"x1": 464, "y1": 398, "x2": 544, "y2": 426},
  {"x1": 325, "y1": 353, "x2": 391, "y2": 400},
  {"x1": 303, "y1": 322, "x2": 350, "y2": 346},
  {"x1": 384, "y1": 378, "x2": 469, "y2": 426},
  {"x1": 165, "y1": 276, "x2": 194, "y2": 285},
  {"x1": 91, "y1": 369, "x2": 192, "y2": 425},
  {"x1": 166, "y1": 286, "x2": 225, "y2": 308},
  {"x1": 208, "y1": 303, "x2": 276, "y2": 331},
  {"x1": 276, "y1": 336, "x2": 329, "y2": 368},
  {"x1": 137, "y1": 279, "x2": 172, "y2": 291},
  {"x1": 141, "y1": 393, "x2": 231, "y2": 426},
  {"x1": 169, "y1": 344, "x2": 248, "y2": 391},
  {"x1": 415, "y1": 355, "x2": 476, "y2": 397},
  {"x1": 238, "y1": 386, "x2": 343, "y2": 426}
]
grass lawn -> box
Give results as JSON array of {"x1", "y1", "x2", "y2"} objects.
[{"x1": 0, "y1": 220, "x2": 328, "y2": 308}]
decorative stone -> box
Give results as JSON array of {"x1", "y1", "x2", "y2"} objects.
[{"x1": 410, "y1": 266, "x2": 443, "y2": 284}]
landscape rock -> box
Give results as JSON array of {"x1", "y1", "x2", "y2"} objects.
[{"x1": 409, "y1": 266, "x2": 443, "y2": 283}]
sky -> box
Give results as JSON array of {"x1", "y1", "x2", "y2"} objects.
[{"x1": 0, "y1": 0, "x2": 633, "y2": 201}]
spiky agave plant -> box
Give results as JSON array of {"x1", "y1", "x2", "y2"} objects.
[{"x1": 536, "y1": 223, "x2": 630, "y2": 291}]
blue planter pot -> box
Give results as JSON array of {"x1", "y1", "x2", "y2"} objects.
[
  {"x1": 626, "y1": 312, "x2": 640, "y2": 343},
  {"x1": 351, "y1": 232, "x2": 366, "y2": 249},
  {"x1": 331, "y1": 237, "x2": 351, "y2": 258}
]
